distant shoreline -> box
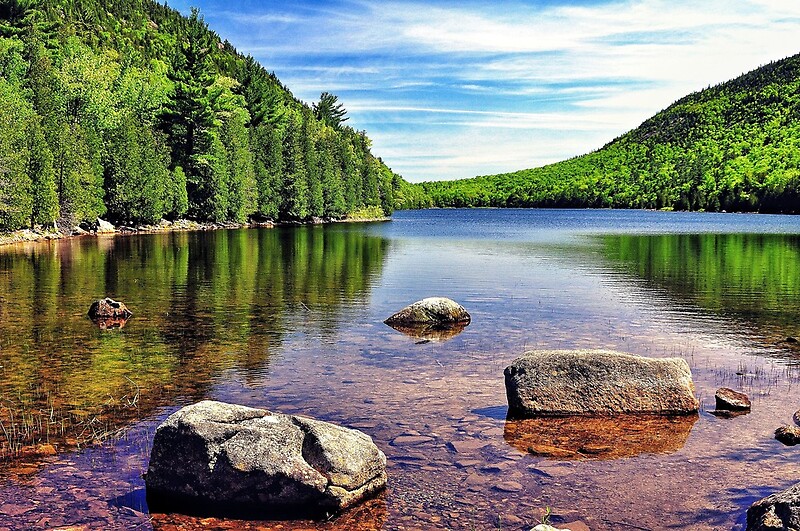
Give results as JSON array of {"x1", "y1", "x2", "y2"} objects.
[{"x1": 0, "y1": 216, "x2": 391, "y2": 249}]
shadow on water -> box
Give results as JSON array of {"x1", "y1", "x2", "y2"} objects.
[{"x1": 0, "y1": 226, "x2": 390, "y2": 464}]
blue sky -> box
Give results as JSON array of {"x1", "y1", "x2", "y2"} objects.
[{"x1": 166, "y1": 0, "x2": 800, "y2": 182}]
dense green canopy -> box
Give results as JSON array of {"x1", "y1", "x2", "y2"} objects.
[
  {"x1": 0, "y1": 0, "x2": 415, "y2": 231},
  {"x1": 406, "y1": 52, "x2": 800, "y2": 214}
]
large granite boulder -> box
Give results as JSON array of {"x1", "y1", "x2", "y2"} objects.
[
  {"x1": 88, "y1": 298, "x2": 133, "y2": 320},
  {"x1": 384, "y1": 297, "x2": 470, "y2": 327},
  {"x1": 145, "y1": 401, "x2": 387, "y2": 518},
  {"x1": 504, "y1": 350, "x2": 698, "y2": 417},
  {"x1": 747, "y1": 481, "x2": 800, "y2": 530}
]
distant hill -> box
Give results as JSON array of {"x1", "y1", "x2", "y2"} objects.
[
  {"x1": 413, "y1": 52, "x2": 800, "y2": 213},
  {"x1": 0, "y1": 0, "x2": 419, "y2": 231}
]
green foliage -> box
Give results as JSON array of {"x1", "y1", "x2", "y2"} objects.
[
  {"x1": 405, "y1": 53, "x2": 800, "y2": 214},
  {"x1": 0, "y1": 0, "x2": 411, "y2": 231},
  {"x1": 0, "y1": 78, "x2": 34, "y2": 229}
]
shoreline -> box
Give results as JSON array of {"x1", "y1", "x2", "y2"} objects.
[{"x1": 0, "y1": 216, "x2": 391, "y2": 249}]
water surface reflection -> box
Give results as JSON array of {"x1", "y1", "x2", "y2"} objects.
[{"x1": 1, "y1": 210, "x2": 800, "y2": 530}]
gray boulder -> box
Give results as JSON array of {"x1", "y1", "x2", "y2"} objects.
[
  {"x1": 504, "y1": 350, "x2": 699, "y2": 417},
  {"x1": 384, "y1": 297, "x2": 470, "y2": 326},
  {"x1": 96, "y1": 218, "x2": 116, "y2": 233},
  {"x1": 145, "y1": 400, "x2": 387, "y2": 518},
  {"x1": 747, "y1": 481, "x2": 800, "y2": 530}
]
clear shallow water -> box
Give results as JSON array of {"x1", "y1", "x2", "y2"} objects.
[{"x1": 1, "y1": 209, "x2": 800, "y2": 530}]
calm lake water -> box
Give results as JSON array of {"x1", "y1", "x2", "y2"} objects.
[{"x1": 2, "y1": 209, "x2": 800, "y2": 530}]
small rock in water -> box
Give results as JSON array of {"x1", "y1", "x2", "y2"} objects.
[
  {"x1": 775, "y1": 425, "x2": 800, "y2": 446},
  {"x1": 793, "y1": 410, "x2": 800, "y2": 427},
  {"x1": 88, "y1": 297, "x2": 133, "y2": 320},
  {"x1": 384, "y1": 297, "x2": 470, "y2": 326},
  {"x1": 715, "y1": 388, "x2": 751, "y2": 411}
]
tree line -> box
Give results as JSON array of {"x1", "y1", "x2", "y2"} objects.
[
  {"x1": 407, "y1": 52, "x2": 800, "y2": 214},
  {"x1": 0, "y1": 0, "x2": 414, "y2": 231}
]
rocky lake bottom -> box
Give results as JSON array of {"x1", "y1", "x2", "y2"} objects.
[{"x1": 1, "y1": 209, "x2": 800, "y2": 530}]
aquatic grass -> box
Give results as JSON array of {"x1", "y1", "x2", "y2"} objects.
[{"x1": 0, "y1": 376, "x2": 146, "y2": 461}]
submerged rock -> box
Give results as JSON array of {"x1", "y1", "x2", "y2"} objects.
[
  {"x1": 145, "y1": 400, "x2": 387, "y2": 518},
  {"x1": 747, "y1": 481, "x2": 800, "y2": 531},
  {"x1": 504, "y1": 350, "x2": 699, "y2": 417},
  {"x1": 88, "y1": 298, "x2": 133, "y2": 320},
  {"x1": 775, "y1": 425, "x2": 800, "y2": 446},
  {"x1": 384, "y1": 297, "x2": 470, "y2": 327},
  {"x1": 504, "y1": 413, "x2": 697, "y2": 460},
  {"x1": 715, "y1": 388, "x2": 751, "y2": 411}
]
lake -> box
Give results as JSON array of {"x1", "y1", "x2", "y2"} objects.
[{"x1": 1, "y1": 208, "x2": 800, "y2": 530}]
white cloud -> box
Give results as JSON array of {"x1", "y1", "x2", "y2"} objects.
[{"x1": 192, "y1": 0, "x2": 800, "y2": 181}]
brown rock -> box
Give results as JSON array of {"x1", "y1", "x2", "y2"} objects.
[
  {"x1": 715, "y1": 388, "x2": 751, "y2": 411},
  {"x1": 88, "y1": 298, "x2": 133, "y2": 320},
  {"x1": 775, "y1": 425, "x2": 800, "y2": 446}
]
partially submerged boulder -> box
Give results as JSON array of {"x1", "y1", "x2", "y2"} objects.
[
  {"x1": 747, "y1": 481, "x2": 800, "y2": 531},
  {"x1": 145, "y1": 400, "x2": 387, "y2": 518},
  {"x1": 504, "y1": 350, "x2": 699, "y2": 417},
  {"x1": 715, "y1": 388, "x2": 751, "y2": 411},
  {"x1": 88, "y1": 298, "x2": 133, "y2": 320},
  {"x1": 384, "y1": 297, "x2": 470, "y2": 327}
]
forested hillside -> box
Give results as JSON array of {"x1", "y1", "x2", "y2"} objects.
[
  {"x1": 415, "y1": 52, "x2": 800, "y2": 213},
  {"x1": 0, "y1": 0, "x2": 415, "y2": 231}
]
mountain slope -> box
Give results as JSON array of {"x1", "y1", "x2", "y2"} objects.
[
  {"x1": 415, "y1": 53, "x2": 800, "y2": 213},
  {"x1": 0, "y1": 0, "x2": 411, "y2": 230}
]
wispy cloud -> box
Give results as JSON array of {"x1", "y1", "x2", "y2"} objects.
[{"x1": 168, "y1": 0, "x2": 800, "y2": 181}]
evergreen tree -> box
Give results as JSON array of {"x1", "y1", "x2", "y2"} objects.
[
  {"x1": 313, "y1": 91, "x2": 348, "y2": 130},
  {"x1": 280, "y1": 110, "x2": 309, "y2": 220},
  {"x1": 161, "y1": 8, "x2": 216, "y2": 218}
]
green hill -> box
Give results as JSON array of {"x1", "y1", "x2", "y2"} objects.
[
  {"x1": 414, "y1": 53, "x2": 800, "y2": 213},
  {"x1": 0, "y1": 0, "x2": 416, "y2": 231}
]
